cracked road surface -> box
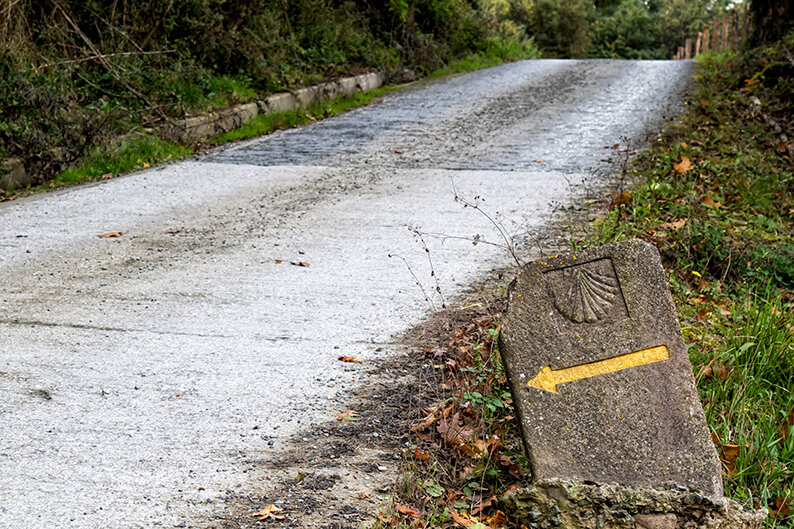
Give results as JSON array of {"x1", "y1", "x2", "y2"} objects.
[{"x1": 0, "y1": 59, "x2": 693, "y2": 528}]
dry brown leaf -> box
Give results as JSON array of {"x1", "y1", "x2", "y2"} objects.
[
  {"x1": 338, "y1": 356, "x2": 362, "y2": 363},
  {"x1": 336, "y1": 410, "x2": 360, "y2": 421},
  {"x1": 680, "y1": 142, "x2": 689, "y2": 149},
  {"x1": 394, "y1": 149, "x2": 404, "y2": 154},
  {"x1": 253, "y1": 503, "x2": 285, "y2": 520},
  {"x1": 437, "y1": 412, "x2": 475, "y2": 448},
  {"x1": 610, "y1": 191, "x2": 633, "y2": 208},
  {"x1": 721, "y1": 443, "x2": 740, "y2": 463},
  {"x1": 659, "y1": 218, "x2": 687, "y2": 231},
  {"x1": 471, "y1": 496, "x2": 496, "y2": 515},
  {"x1": 358, "y1": 491, "x2": 371, "y2": 499},
  {"x1": 305, "y1": 113, "x2": 317, "y2": 121},
  {"x1": 396, "y1": 504, "x2": 420, "y2": 518},
  {"x1": 101, "y1": 172, "x2": 113, "y2": 179},
  {"x1": 699, "y1": 364, "x2": 714, "y2": 379},
  {"x1": 165, "y1": 228, "x2": 181, "y2": 234},
  {"x1": 450, "y1": 511, "x2": 478, "y2": 528},
  {"x1": 142, "y1": 162, "x2": 150, "y2": 168},
  {"x1": 487, "y1": 510, "x2": 509, "y2": 529},
  {"x1": 773, "y1": 496, "x2": 791, "y2": 517},
  {"x1": 275, "y1": 259, "x2": 282, "y2": 264},
  {"x1": 98, "y1": 231, "x2": 122, "y2": 238},
  {"x1": 533, "y1": 158, "x2": 546, "y2": 163},
  {"x1": 702, "y1": 196, "x2": 722, "y2": 208},
  {"x1": 673, "y1": 156, "x2": 693, "y2": 174},
  {"x1": 290, "y1": 261, "x2": 310, "y2": 267},
  {"x1": 412, "y1": 447, "x2": 429, "y2": 461},
  {"x1": 696, "y1": 309, "x2": 709, "y2": 322}
]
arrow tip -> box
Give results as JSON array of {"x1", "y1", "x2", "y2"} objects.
[{"x1": 527, "y1": 365, "x2": 558, "y2": 393}]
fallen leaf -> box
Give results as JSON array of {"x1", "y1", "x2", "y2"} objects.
[
  {"x1": 142, "y1": 162, "x2": 150, "y2": 168},
  {"x1": 253, "y1": 503, "x2": 285, "y2": 520},
  {"x1": 336, "y1": 410, "x2": 360, "y2": 421},
  {"x1": 699, "y1": 98, "x2": 709, "y2": 109},
  {"x1": 680, "y1": 142, "x2": 689, "y2": 149},
  {"x1": 701, "y1": 196, "x2": 721, "y2": 208},
  {"x1": 778, "y1": 141, "x2": 788, "y2": 154},
  {"x1": 437, "y1": 412, "x2": 475, "y2": 448},
  {"x1": 659, "y1": 218, "x2": 687, "y2": 231},
  {"x1": 275, "y1": 259, "x2": 282, "y2": 264},
  {"x1": 696, "y1": 309, "x2": 709, "y2": 322},
  {"x1": 610, "y1": 191, "x2": 633, "y2": 208},
  {"x1": 101, "y1": 172, "x2": 113, "y2": 179},
  {"x1": 396, "y1": 504, "x2": 420, "y2": 518},
  {"x1": 773, "y1": 496, "x2": 791, "y2": 517},
  {"x1": 451, "y1": 511, "x2": 478, "y2": 527},
  {"x1": 487, "y1": 511, "x2": 508, "y2": 529},
  {"x1": 165, "y1": 228, "x2": 181, "y2": 234},
  {"x1": 305, "y1": 113, "x2": 317, "y2": 121},
  {"x1": 720, "y1": 443, "x2": 740, "y2": 475},
  {"x1": 471, "y1": 496, "x2": 495, "y2": 515},
  {"x1": 394, "y1": 149, "x2": 404, "y2": 154},
  {"x1": 358, "y1": 491, "x2": 371, "y2": 499},
  {"x1": 533, "y1": 158, "x2": 546, "y2": 163},
  {"x1": 290, "y1": 261, "x2": 310, "y2": 267},
  {"x1": 338, "y1": 356, "x2": 362, "y2": 363},
  {"x1": 673, "y1": 156, "x2": 693, "y2": 174},
  {"x1": 413, "y1": 447, "x2": 430, "y2": 461},
  {"x1": 98, "y1": 231, "x2": 122, "y2": 238}
]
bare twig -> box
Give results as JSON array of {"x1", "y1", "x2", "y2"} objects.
[
  {"x1": 36, "y1": 49, "x2": 176, "y2": 70},
  {"x1": 409, "y1": 227, "x2": 446, "y2": 309},
  {"x1": 388, "y1": 253, "x2": 437, "y2": 311},
  {"x1": 451, "y1": 180, "x2": 523, "y2": 268},
  {"x1": 51, "y1": 0, "x2": 170, "y2": 122}
]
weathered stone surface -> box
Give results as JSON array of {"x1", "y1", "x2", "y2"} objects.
[
  {"x1": 499, "y1": 239, "x2": 723, "y2": 496},
  {"x1": 0, "y1": 158, "x2": 33, "y2": 191},
  {"x1": 498, "y1": 479, "x2": 766, "y2": 529},
  {"x1": 163, "y1": 72, "x2": 383, "y2": 143}
]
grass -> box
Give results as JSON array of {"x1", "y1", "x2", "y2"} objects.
[
  {"x1": 429, "y1": 39, "x2": 540, "y2": 78},
  {"x1": 211, "y1": 85, "x2": 399, "y2": 144},
  {"x1": 54, "y1": 134, "x2": 192, "y2": 185},
  {"x1": 382, "y1": 36, "x2": 794, "y2": 529}
]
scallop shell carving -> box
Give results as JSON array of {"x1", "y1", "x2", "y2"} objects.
[{"x1": 553, "y1": 266, "x2": 620, "y2": 323}]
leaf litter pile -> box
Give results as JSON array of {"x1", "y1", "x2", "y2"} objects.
[{"x1": 377, "y1": 301, "x2": 532, "y2": 529}]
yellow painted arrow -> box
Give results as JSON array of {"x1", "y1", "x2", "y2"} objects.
[{"x1": 527, "y1": 345, "x2": 670, "y2": 393}]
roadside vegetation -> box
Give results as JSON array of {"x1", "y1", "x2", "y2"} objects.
[
  {"x1": 0, "y1": 0, "x2": 540, "y2": 196},
  {"x1": 1, "y1": 0, "x2": 772, "y2": 198},
  {"x1": 379, "y1": 28, "x2": 794, "y2": 529}
]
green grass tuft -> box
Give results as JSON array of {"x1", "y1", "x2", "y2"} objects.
[{"x1": 55, "y1": 134, "x2": 191, "y2": 185}]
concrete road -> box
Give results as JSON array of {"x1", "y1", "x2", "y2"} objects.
[{"x1": 0, "y1": 59, "x2": 693, "y2": 528}]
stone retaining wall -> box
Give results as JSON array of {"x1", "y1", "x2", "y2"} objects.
[{"x1": 163, "y1": 72, "x2": 383, "y2": 143}]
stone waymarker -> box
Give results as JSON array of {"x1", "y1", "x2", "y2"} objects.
[{"x1": 499, "y1": 239, "x2": 723, "y2": 497}]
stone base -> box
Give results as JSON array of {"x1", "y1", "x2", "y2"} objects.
[{"x1": 498, "y1": 479, "x2": 766, "y2": 529}]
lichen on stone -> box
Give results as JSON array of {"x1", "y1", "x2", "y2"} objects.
[{"x1": 497, "y1": 479, "x2": 766, "y2": 529}]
